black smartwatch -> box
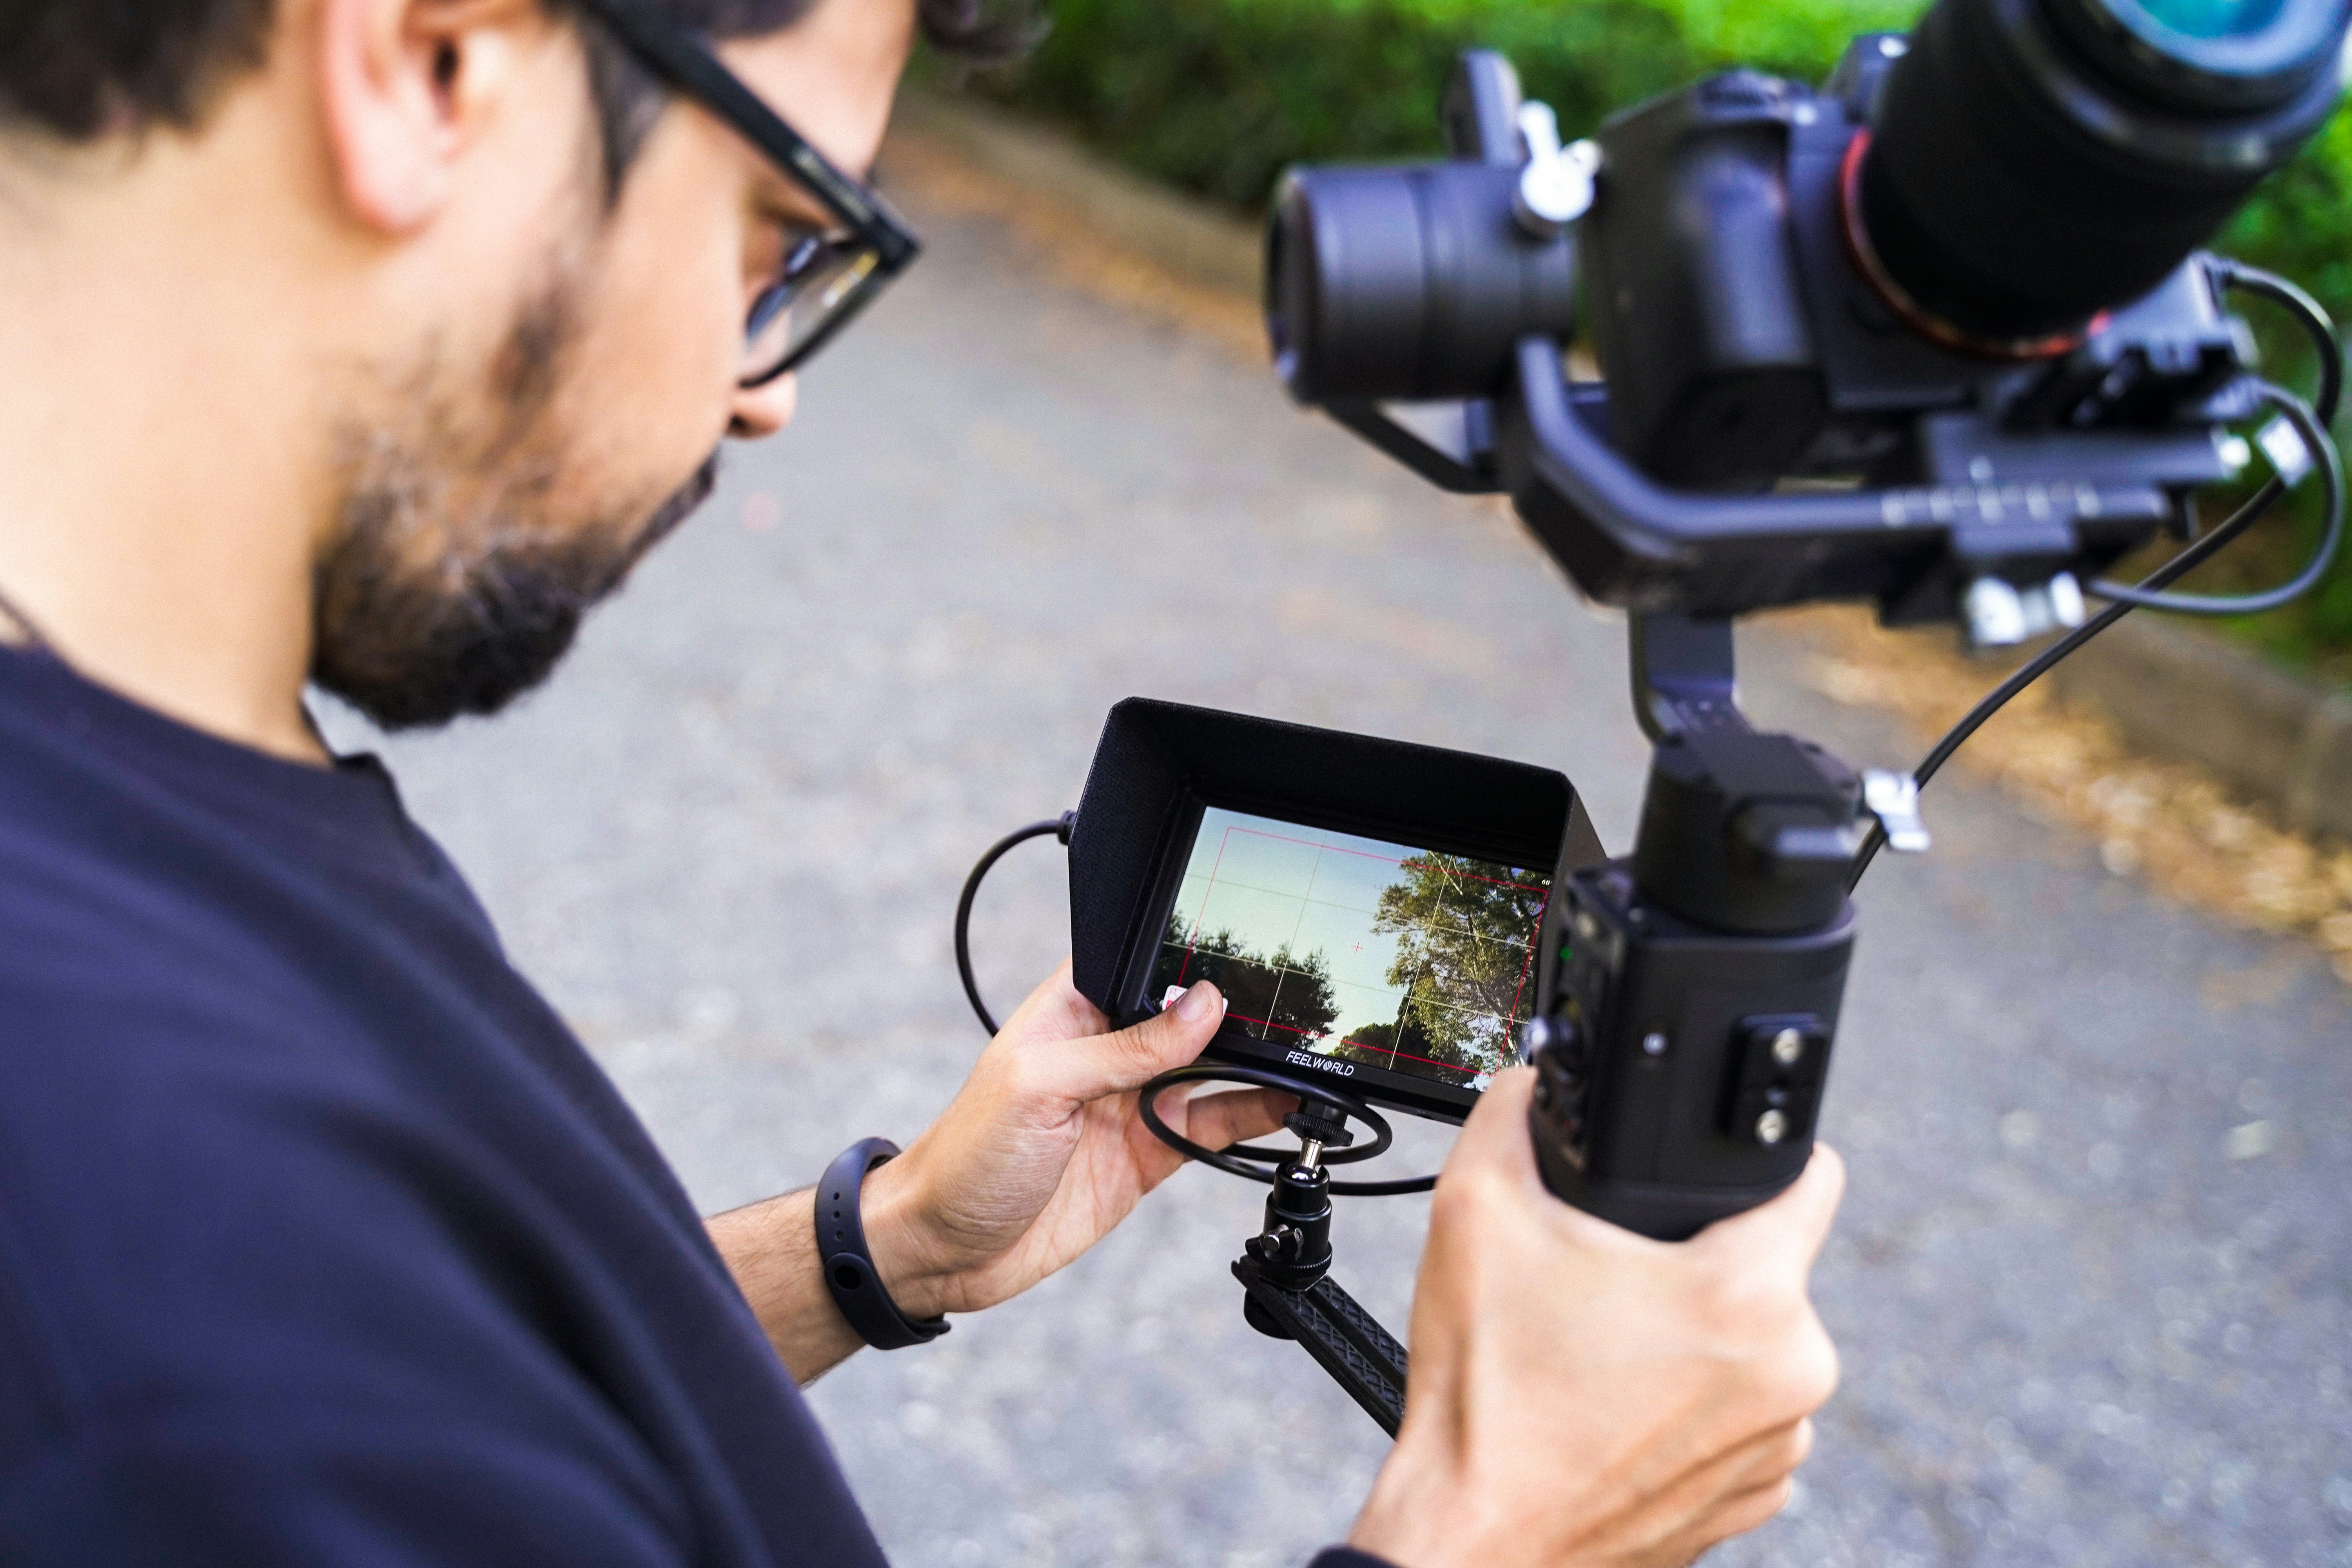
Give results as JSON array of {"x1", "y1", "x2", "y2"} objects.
[{"x1": 816, "y1": 1138, "x2": 949, "y2": 1350}]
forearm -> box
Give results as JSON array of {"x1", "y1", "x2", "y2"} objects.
[
  {"x1": 706, "y1": 1163, "x2": 947, "y2": 1385},
  {"x1": 705, "y1": 971, "x2": 1258, "y2": 1383},
  {"x1": 707, "y1": 1187, "x2": 864, "y2": 1383}
]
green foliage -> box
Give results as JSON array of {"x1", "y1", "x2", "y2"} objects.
[
  {"x1": 971, "y1": 0, "x2": 1699, "y2": 207},
  {"x1": 962, "y1": 0, "x2": 2352, "y2": 679},
  {"x1": 1372, "y1": 854, "x2": 1545, "y2": 1015},
  {"x1": 965, "y1": 0, "x2": 1934, "y2": 207}
]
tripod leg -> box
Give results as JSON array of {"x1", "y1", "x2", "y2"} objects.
[{"x1": 1233, "y1": 1255, "x2": 1408, "y2": 1436}]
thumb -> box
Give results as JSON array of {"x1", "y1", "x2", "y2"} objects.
[
  {"x1": 1692, "y1": 1142, "x2": 1847, "y2": 1274},
  {"x1": 1047, "y1": 980, "x2": 1226, "y2": 1104},
  {"x1": 1441, "y1": 1064, "x2": 1543, "y2": 1189}
]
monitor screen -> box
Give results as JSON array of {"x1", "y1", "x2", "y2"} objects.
[{"x1": 1146, "y1": 805, "x2": 1554, "y2": 1093}]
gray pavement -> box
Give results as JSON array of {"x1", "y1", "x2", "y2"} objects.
[{"x1": 325, "y1": 167, "x2": 2352, "y2": 1568}]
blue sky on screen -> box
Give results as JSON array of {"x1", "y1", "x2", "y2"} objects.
[{"x1": 1158, "y1": 807, "x2": 1545, "y2": 1062}]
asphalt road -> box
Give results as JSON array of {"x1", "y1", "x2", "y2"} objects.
[{"x1": 326, "y1": 156, "x2": 2352, "y2": 1568}]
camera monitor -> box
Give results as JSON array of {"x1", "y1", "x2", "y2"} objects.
[{"x1": 1069, "y1": 699, "x2": 1603, "y2": 1122}]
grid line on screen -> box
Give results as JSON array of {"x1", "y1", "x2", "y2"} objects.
[{"x1": 1154, "y1": 812, "x2": 1550, "y2": 1087}]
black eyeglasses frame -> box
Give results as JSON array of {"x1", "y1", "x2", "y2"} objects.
[{"x1": 568, "y1": 0, "x2": 922, "y2": 384}]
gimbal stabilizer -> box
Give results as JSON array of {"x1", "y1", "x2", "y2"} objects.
[
  {"x1": 1115, "y1": 600, "x2": 1916, "y2": 1437},
  {"x1": 1261, "y1": 25, "x2": 2345, "y2": 1246},
  {"x1": 962, "y1": 0, "x2": 2350, "y2": 1432}
]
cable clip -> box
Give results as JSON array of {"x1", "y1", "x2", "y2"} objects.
[
  {"x1": 2258, "y1": 414, "x2": 2313, "y2": 486},
  {"x1": 1962, "y1": 572, "x2": 2085, "y2": 649},
  {"x1": 1513, "y1": 102, "x2": 1599, "y2": 239},
  {"x1": 1863, "y1": 770, "x2": 1931, "y2": 855}
]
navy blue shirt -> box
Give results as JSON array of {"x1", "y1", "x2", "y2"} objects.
[
  {"x1": 0, "y1": 645, "x2": 1396, "y2": 1568},
  {"x1": 0, "y1": 646, "x2": 886, "y2": 1565}
]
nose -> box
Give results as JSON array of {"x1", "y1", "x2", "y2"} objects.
[{"x1": 730, "y1": 371, "x2": 799, "y2": 439}]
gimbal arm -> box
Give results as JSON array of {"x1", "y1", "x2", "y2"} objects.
[{"x1": 1499, "y1": 340, "x2": 2175, "y2": 618}]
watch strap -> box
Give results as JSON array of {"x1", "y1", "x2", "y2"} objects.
[{"x1": 817, "y1": 1137, "x2": 949, "y2": 1350}]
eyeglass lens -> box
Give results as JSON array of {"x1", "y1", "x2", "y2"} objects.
[{"x1": 743, "y1": 233, "x2": 885, "y2": 383}]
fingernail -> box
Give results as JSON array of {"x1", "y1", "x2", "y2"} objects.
[{"x1": 1177, "y1": 982, "x2": 1216, "y2": 1023}]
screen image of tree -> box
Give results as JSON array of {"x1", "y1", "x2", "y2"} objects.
[{"x1": 1147, "y1": 806, "x2": 1553, "y2": 1089}]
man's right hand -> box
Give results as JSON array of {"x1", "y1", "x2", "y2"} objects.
[{"x1": 1348, "y1": 1068, "x2": 1846, "y2": 1568}]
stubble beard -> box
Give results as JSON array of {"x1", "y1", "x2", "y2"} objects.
[{"x1": 310, "y1": 263, "x2": 719, "y2": 731}]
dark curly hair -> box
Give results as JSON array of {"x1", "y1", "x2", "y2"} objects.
[{"x1": 0, "y1": 0, "x2": 1031, "y2": 187}]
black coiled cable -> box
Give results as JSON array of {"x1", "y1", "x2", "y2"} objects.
[
  {"x1": 954, "y1": 813, "x2": 1073, "y2": 1036},
  {"x1": 1849, "y1": 261, "x2": 2344, "y2": 889}
]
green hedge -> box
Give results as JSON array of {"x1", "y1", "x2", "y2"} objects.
[
  {"x1": 970, "y1": 0, "x2": 1923, "y2": 206},
  {"x1": 965, "y1": 0, "x2": 2352, "y2": 681},
  {"x1": 976, "y1": 0, "x2": 2349, "y2": 314}
]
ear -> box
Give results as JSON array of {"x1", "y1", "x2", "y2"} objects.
[{"x1": 316, "y1": 0, "x2": 543, "y2": 234}]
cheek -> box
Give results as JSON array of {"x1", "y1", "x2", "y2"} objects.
[
  {"x1": 598, "y1": 216, "x2": 742, "y2": 402},
  {"x1": 561, "y1": 212, "x2": 744, "y2": 486},
  {"x1": 567, "y1": 127, "x2": 753, "y2": 471}
]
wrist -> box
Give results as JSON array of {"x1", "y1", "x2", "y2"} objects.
[{"x1": 854, "y1": 1147, "x2": 958, "y2": 1321}]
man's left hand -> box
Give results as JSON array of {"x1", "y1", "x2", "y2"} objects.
[
  {"x1": 861, "y1": 965, "x2": 1287, "y2": 1317},
  {"x1": 708, "y1": 964, "x2": 1288, "y2": 1381}
]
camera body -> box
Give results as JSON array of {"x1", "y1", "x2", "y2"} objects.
[
  {"x1": 1573, "y1": 43, "x2": 2249, "y2": 623},
  {"x1": 1586, "y1": 49, "x2": 2252, "y2": 495}
]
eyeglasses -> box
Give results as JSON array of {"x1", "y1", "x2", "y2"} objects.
[{"x1": 568, "y1": 0, "x2": 922, "y2": 386}]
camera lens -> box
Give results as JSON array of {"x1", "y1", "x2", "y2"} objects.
[
  {"x1": 1267, "y1": 164, "x2": 1576, "y2": 402},
  {"x1": 1852, "y1": 0, "x2": 2348, "y2": 347},
  {"x1": 2052, "y1": 0, "x2": 2347, "y2": 109}
]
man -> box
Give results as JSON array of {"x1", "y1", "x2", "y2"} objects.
[{"x1": 0, "y1": 1, "x2": 1846, "y2": 1564}]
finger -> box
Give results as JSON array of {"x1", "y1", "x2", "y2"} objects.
[
  {"x1": 1694, "y1": 1475, "x2": 1797, "y2": 1546},
  {"x1": 1692, "y1": 1142, "x2": 1847, "y2": 1271},
  {"x1": 1710, "y1": 1416, "x2": 1814, "y2": 1490},
  {"x1": 1438, "y1": 1065, "x2": 1541, "y2": 1188},
  {"x1": 995, "y1": 959, "x2": 1110, "y2": 1046},
  {"x1": 1437, "y1": 1067, "x2": 1694, "y2": 1256},
  {"x1": 1170, "y1": 1086, "x2": 1296, "y2": 1151},
  {"x1": 1627, "y1": 1418, "x2": 1815, "y2": 1558},
  {"x1": 1031, "y1": 980, "x2": 1226, "y2": 1105}
]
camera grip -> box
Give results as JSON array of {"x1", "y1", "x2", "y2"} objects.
[
  {"x1": 1529, "y1": 1116, "x2": 1804, "y2": 1241},
  {"x1": 1527, "y1": 865, "x2": 1854, "y2": 1243}
]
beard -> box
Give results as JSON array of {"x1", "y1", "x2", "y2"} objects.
[{"x1": 310, "y1": 274, "x2": 720, "y2": 731}]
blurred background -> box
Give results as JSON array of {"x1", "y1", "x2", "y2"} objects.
[{"x1": 327, "y1": 13, "x2": 2352, "y2": 1565}]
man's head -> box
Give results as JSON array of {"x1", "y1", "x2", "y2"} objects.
[{"x1": 0, "y1": 0, "x2": 1008, "y2": 730}]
